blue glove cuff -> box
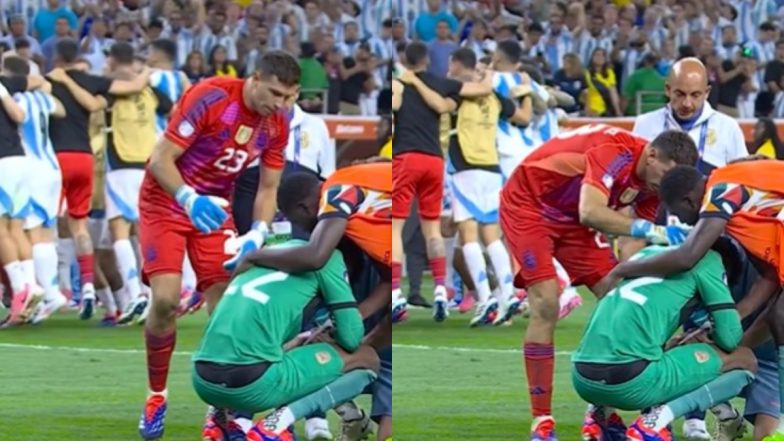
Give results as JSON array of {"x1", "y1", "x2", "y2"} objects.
[
  {"x1": 175, "y1": 185, "x2": 195, "y2": 207},
  {"x1": 630, "y1": 219, "x2": 651, "y2": 238}
]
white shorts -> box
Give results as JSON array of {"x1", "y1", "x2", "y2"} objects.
[
  {"x1": 499, "y1": 154, "x2": 524, "y2": 182},
  {"x1": 0, "y1": 155, "x2": 32, "y2": 219},
  {"x1": 88, "y1": 215, "x2": 112, "y2": 250},
  {"x1": 450, "y1": 169, "x2": 502, "y2": 224},
  {"x1": 25, "y1": 159, "x2": 62, "y2": 230},
  {"x1": 105, "y1": 169, "x2": 143, "y2": 222},
  {"x1": 441, "y1": 170, "x2": 453, "y2": 218}
]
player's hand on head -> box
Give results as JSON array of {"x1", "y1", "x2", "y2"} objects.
[
  {"x1": 630, "y1": 219, "x2": 692, "y2": 246},
  {"x1": 175, "y1": 185, "x2": 229, "y2": 234},
  {"x1": 593, "y1": 272, "x2": 622, "y2": 299},
  {"x1": 223, "y1": 222, "x2": 269, "y2": 271}
]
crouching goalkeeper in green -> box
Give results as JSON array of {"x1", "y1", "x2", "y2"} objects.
[
  {"x1": 572, "y1": 245, "x2": 757, "y2": 441},
  {"x1": 191, "y1": 240, "x2": 380, "y2": 440}
]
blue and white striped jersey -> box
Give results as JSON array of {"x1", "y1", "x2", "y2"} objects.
[
  {"x1": 149, "y1": 70, "x2": 187, "y2": 134},
  {"x1": 14, "y1": 90, "x2": 59, "y2": 171}
]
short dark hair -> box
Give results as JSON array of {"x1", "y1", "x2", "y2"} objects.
[
  {"x1": 56, "y1": 38, "x2": 79, "y2": 63},
  {"x1": 450, "y1": 47, "x2": 476, "y2": 69},
  {"x1": 300, "y1": 42, "x2": 317, "y2": 58},
  {"x1": 496, "y1": 40, "x2": 522, "y2": 64},
  {"x1": 110, "y1": 42, "x2": 135, "y2": 65},
  {"x1": 650, "y1": 130, "x2": 699, "y2": 166},
  {"x1": 14, "y1": 37, "x2": 30, "y2": 50},
  {"x1": 256, "y1": 50, "x2": 301, "y2": 86},
  {"x1": 151, "y1": 38, "x2": 177, "y2": 61},
  {"x1": 761, "y1": 21, "x2": 777, "y2": 32},
  {"x1": 276, "y1": 171, "x2": 321, "y2": 216},
  {"x1": 659, "y1": 165, "x2": 704, "y2": 207},
  {"x1": 405, "y1": 41, "x2": 428, "y2": 66},
  {"x1": 3, "y1": 55, "x2": 29, "y2": 76}
]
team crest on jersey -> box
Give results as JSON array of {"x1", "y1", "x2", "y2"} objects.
[
  {"x1": 694, "y1": 351, "x2": 710, "y2": 364},
  {"x1": 178, "y1": 120, "x2": 195, "y2": 137},
  {"x1": 235, "y1": 125, "x2": 253, "y2": 145},
  {"x1": 315, "y1": 351, "x2": 332, "y2": 365},
  {"x1": 619, "y1": 188, "x2": 639, "y2": 204},
  {"x1": 706, "y1": 128, "x2": 716, "y2": 145}
]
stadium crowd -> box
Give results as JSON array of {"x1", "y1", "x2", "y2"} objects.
[
  {"x1": 392, "y1": 1, "x2": 784, "y2": 441},
  {"x1": 0, "y1": 1, "x2": 392, "y2": 441}
]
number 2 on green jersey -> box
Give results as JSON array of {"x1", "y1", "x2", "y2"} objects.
[
  {"x1": 225, "y1": 271, "x2": 289, "y2": 304},
  {"x1": 607, "y1": 277, "x2": 663, "y2": 306}
]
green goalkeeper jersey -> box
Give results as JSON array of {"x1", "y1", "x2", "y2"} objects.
[
  {"x1": 193, "y1": 240, "x2": 364, "y2": 365},
  {"x1": 572, "y1": 246, "x2": 742, "y2": 365}
]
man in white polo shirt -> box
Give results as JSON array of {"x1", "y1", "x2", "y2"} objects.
[
  {"x1": 633, "y1": 57, "x2": 747, "y2": 174},
  {"x1": 631, "y1": 56, "x2": 748, "y2": 441}
]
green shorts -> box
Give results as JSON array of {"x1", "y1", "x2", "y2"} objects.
[
  {"x1": 572, "y1": 343, "x2": 723, "y2": 411},
  {"x1": 192, "y1": 343, "x2": 344, "y2": 413}
]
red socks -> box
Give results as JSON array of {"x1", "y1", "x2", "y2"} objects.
[
  {"x1": 524, "y1": 342, "x2": 554, "y2": 417},
  {"x1": 145, "y1": 329, "x2": 176, "y2": 393},
  {"x1": 77, "y1": 254, "x2": 94, "y2": 285},
  {"x1": 429, "y1": 256, "x2": 446, "y2": 287}
]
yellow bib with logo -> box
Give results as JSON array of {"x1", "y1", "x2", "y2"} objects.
[
  {"x1": 456, "y1": 94, "x2": 501, "y2": 166},
  {"x1": 111, "y1": 87, "x2": 159, "y2": 164}
]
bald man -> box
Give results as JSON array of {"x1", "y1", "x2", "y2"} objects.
[
  {"x1": 631, "y1": 57, "x2": 754, "y2": 441},
  {"x1": 632, "y1": 57, "x2": 747, "y2": 175}
]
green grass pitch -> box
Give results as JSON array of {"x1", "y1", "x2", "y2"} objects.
[
  {"x1": 0, "y1": 311, "x2": 369, "y2": 440},
  {"x1": 393, "y1": 280, "x2": 754, "y2": 441}
]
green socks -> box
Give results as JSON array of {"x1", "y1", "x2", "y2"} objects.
[{"x1": 667, "y1": 370, "x2": 754, "y2": 421}]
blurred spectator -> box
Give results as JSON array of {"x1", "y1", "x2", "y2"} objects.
[
  {"x1": 552, "y1": 53, "x2": 586, "y2": 113},
  {"x1": 622, "y1": 53, "x2": 666, "y2": 115},
  {"x1": 80, "y1": 17, "x2": 113, "y2": 75},
  {"x1": 461, "y1": 20, "x2": 496, "y2": 58},
  {"x1": 575, "y1": 14, "x2": 612, "y2": 67},
  {"x1": 717, "y1": 25, "x2": 740, "y2": 60},
  {"x1": 749, "y1": 117, "x2": 784, "y2": 159},
  {"x1": 339, "y1": 42, "x2": 376, "y2": 115},
  {"x1": 11, "y1": 37, "x2": 40, "y2": 75},
  {"x1": 585, "y1": 47, "x2": 621, "y2": 116},
  {"x1": 336, "y1": 21, "x2": 362, "y2": 57},
  {"x1": 302, "y1": 0, "x2": 330, "y2": 41},
  {"x1": 32, "y1": 0, "x2": 78, "y2": 42},
  {"x1": 198, "y1": 8, "x2": 237, "y2": 62},
  {"x1": 541, "y1": 12, "x2": 572, "y2": 78},
  {"x1": 717, "y1": 51, "x2": 754, "y2": 117},
  {"x1": 657, "y1": 40, "x2": 677, "y2": 76},
  {"x1": 182, "y1": 50, "x2": 207, "y2": 84},
  {"x1": 765, "y1": 40, "x2": 784, "y2": 95},
  {"x1": 208, "y1": 45, "x2": 238, "y2": 78},
  {"x1": 298, "y1": 42, "x2": 329, "y2": 113},
  {"x1": 1, "y1": 14, "x2": 41, "y2": 56},
  {"x1": 414, "y1": 0, "x2": 458, "y2": 42},
  {"x1": 427, "y1": 20, "x2": 458, "y2": 77},
  {"x1": 324, "y1": 47, "x2": 344, "y2": 114},
  {"x1": 41, "y1": 16, "x2": 71, "y2": 72}
]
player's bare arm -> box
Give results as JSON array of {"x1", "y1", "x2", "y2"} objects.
[
  {"x1": 0, "y1": 85, "x2": 25, "y2": 123},
  {"x1": 735, "y1": 269, "x2": 780, "y2": 319},
  {"x1": 508, "y1": 95, "x2": 532, "y2": 126},
  {"x1": 578, "y1": 184, "x2": 638, "y2": 236},
  {"x1": 392, "y1": 79, "x2": 403, "y2": 111},
  {"x1": 47, "y1": 68, "x2": 106, "y2": 112},
  {"x1": 107, "y1": 66, "x2": 151, "y2": 95},
  {"x1": 148, "y1": 137, "x2": 187, "y2": 195},
  {"x1": 25, "y1": 74, "x2": 46, "y2": 90},
  {"x1": 358, "y1": 276, "x2": 392, "y2": 319},
  {"x1": 363, "y1": 314, "x2": 392, "y2": 351},
  {"x1": 246, "y1": 217, "x2": 349, "y2": 272},
  {"x1": 398, "y1": 71, "x2": 457, "y2": 114},
  {"x1": 610, "y1": 217, "x2": 728, "y2": 280},
  {"x1": 253, "y1": 165, "x2": 282, "y2": 226},
  {"x1": 457, "y1": 70, "x2": 494, "y2": 97},
  {"x1": 51, "y1": 96, "x2": 66, "y2": 118}
]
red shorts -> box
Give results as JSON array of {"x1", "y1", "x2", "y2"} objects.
[
  {"x1": 139, "y1": 204, "x2": 233, "y2": 293},
  {"x1": 57, "y1": 152, "x2": 93, "y2": 219},
  {"x1": 500, "y1": 199, "x2": 616, "y2": 290},
  {"x1": 392, "y1": 152, "x2": 443, "y2": 220}
]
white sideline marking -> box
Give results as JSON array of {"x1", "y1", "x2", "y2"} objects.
[
  {"x1": 393, "y1": 344, "x2": 573, "y2": 356},
  {"x1": 0, "y1": 342, "x2": 193, "y2": 356},
  {"x1": 0, "y1": 342, "x2": 574, "y2": 357}
]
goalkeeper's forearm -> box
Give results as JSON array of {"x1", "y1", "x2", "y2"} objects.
[
  {"x1": 332, "y1": 307, "x2": 365, "y2": 353},
  {"x1": 149, "y1": 138, "x2": 187, "y2": 196},
  {"x1": 710, "y1": 309, "x2": 743, "y2": 352}
]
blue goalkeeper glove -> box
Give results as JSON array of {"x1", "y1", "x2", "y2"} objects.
[
  {"x1": 223, "y1": 221, "x2": 269, "y2": 271},
  {"x1": 175, "y1": 185, "x2": 229, "y2": 234},
  {"x1": 630, "y1": 219, "x2": 691, "y2": 245}
]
